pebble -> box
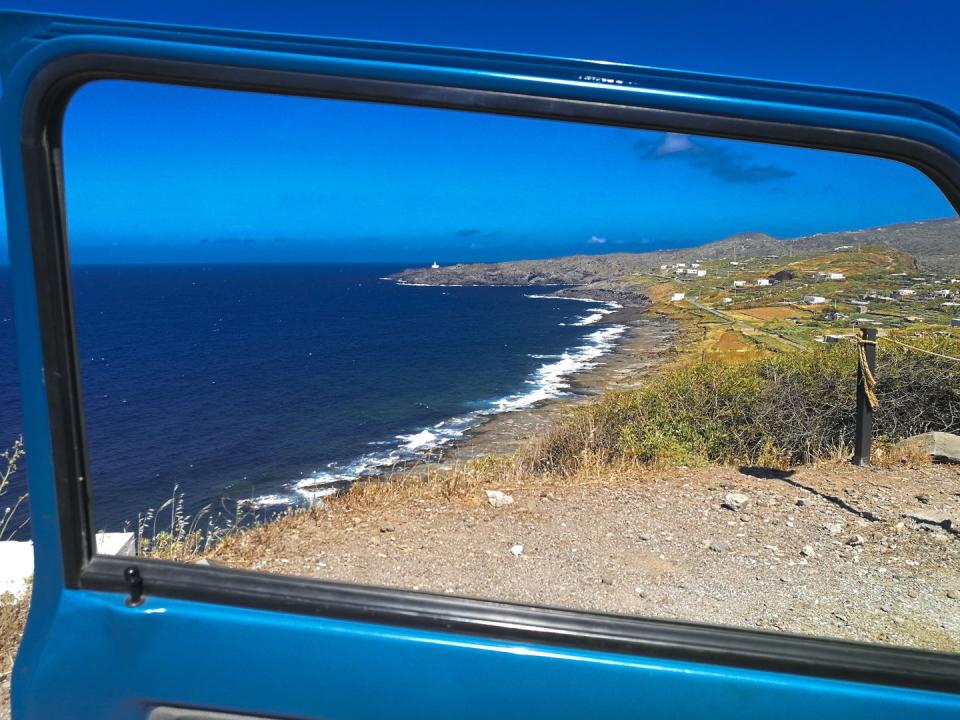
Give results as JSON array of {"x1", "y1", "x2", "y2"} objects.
[
  {"x1": 801, "y1": 545, "x2": 816, "y2": 557},
  {"x1": 709, "y1": 539, "x2": 730, "y2": 553},
  {"x1": 486, "y1": 490, "x2": 514, "y2": 508},
  {"x1": 380, "y1": 524, "x2": 395, "y2": 533},
  {"x1": 948, "y1": 589, "x2": 960, "y2": 600},
  {"x1": 509, "y1": 544, "x2": 524, "y2": 556},
  {"x1": 601, "y1": 577, "x2": 614, "y2": 586},
  {"x1": 722, "y1": 493, "x2": 750, "y2": 512},
  {"x1": 847, "y1": 534, "x2": 865, "y2": 546},
  {"x1": 825, "y1": 523, "x2": 844, "y2": 535}
]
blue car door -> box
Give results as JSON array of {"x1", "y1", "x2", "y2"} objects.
[{"x1": 2, "y1": 11, "x2": 960, "y2": 720}]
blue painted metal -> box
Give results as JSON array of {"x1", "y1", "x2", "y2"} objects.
[{"x1": 2, "y1": 10, "x2": 959, "y2": 719}]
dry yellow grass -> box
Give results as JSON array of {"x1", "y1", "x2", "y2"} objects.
[
  {"x1": 212, "y1": 452, "x2": 643, "y2": 566},
  {"x1": 1, "y1": 589, "x2": 28, "y2": 681}
]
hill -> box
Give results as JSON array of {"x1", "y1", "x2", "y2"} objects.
[{"x1": 392, "y1": 218, "x2": 960, "y2": 287}]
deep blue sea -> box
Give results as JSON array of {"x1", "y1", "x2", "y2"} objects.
[{"x1": 0, "y1": 265, "x2": 625, "y2": 533}]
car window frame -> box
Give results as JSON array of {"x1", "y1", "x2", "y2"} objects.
[{"x1": 12, "y1": 28, "x2": 960, "y2": 696}]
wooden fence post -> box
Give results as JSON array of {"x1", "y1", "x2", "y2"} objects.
[{"x1": 853, "y1": 327, "x2": 878, "y2": 466}]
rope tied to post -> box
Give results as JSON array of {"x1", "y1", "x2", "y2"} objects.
[
  {"x1": 855, "y1": 329, "x2": 879, "y2": 411},
  {"x1": 880, "y1": 334, "x2": 960, "y2": 363}
]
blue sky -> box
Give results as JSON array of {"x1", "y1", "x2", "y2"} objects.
[{"x1": 2, "y1": 0, "x2": 959, "y2": 263}]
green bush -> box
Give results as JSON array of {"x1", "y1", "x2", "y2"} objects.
[{"x1": 530, "y1": 336, "x2": 960, "y2": 473}]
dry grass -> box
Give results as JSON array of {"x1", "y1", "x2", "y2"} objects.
[
  {"x1": 0, "y1": 438, "x2": 26, "y2": 542},
  {"x1": 211, "y1": 452, "x2": 639, "y2": 566},
  {"x1": 0, "y1": 588, "x2": 28, "y2": 685}
]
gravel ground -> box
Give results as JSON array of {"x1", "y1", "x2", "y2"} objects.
[{"x1": 219, "y1": 462, "x2": 960, "y2": 652}]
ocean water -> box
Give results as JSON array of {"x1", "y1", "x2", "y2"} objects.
[{"x1": 0, "y1": 265, "x2": 626, "y2": 532}]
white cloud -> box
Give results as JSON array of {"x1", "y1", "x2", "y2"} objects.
[
  {"x1": 654, "y1": 132, "x2": 695, "y2": 156},
  {"x1": 588, "y1": 235, "x2": 608, "y2": 245}
]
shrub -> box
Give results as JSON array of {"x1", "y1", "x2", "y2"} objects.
[{"x1": 529, "y1": 336, "x2": 960, "y2": 473}]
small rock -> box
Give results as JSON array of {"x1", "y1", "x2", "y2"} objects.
[
  {"x1": 509, "y1": 544, "x2": 524, "y2": 556},
  {"x1": 601, "y1": 577, "x2": 614, "y2": 586},
  {"x1": 796, "y1": 498, "x2": 809, "y2": 507},
  {"x1": 825, "y1": 523, "x2": 843, "y2": 535},
  {"x1": 380, "y1": 523, "x2": 395, "y2": 533},
  {"x1": 638, "y1": 532, "x2": 651, "y2": 541},
  {"x1": 486, "y1": 490, "x2": 514, "y2": 508},
  {"x1": 722, "y1": 493, "x2": 750, "y2": 512},
  {"x1": 947, "y1": 589, "x2": 960, "y2": 600},
  {"x1": 847, "y1": 534, "x2": 865, "y2": 546},
  {"x1": 916, "y1": 494, "x2": 932, "y2": 505},
  {"x1": 801, "y1": 545, "x2": 815, "y2": 557},
  {"x1": 709, "y1": 539, "x2": 730, "y2": 553},
  {"x1": 635, "y1": 587, "x2": 645, "y2": 597},
  {"x1": 195, "y1": 558, "x2": 210, "y2": 566},
  {"x1": 904, "y1": 510, "x2": 953, "y2": 532}
]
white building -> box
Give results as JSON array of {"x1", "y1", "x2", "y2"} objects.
[
  {"x1": 896, "y1": 288, "x2": 916, "y2": 297},
  {"x1": 696, "y1": 269, "x2": 707, "y2": 277},
  {"x1": 933, "y1": 289, "x2": 953, "y2": 297},
  {"x1": 733, "y1": 280, "x2": 746, "y2": 288},
  {"x1": 685, "y1": 268, "x2": 699, "y2": 276},
  {"x1": 756, "y1": 278, "x2": 770, "y2": 287},
  {"x1": 660, "y1": 264, "x2": 669, "y2": 270},
  {"x1": 670, "y1": 292, "x2": 686, "y2": 302},
  {"x1": 803, "y1": 295, "x2": 827, "y2": 305},
  {"x1": 691, "y1": 263, "x2": 701, "y2": 268},
  {"x1": 721, "y1": 297, "x2": 733, "y2": 304},
  {"x1": 816, "y1": 272, "x2": 846, "y2": 281}
]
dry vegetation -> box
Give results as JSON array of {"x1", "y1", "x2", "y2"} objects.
[{"x1": 0, "y1": 588, "x2": 28, "y2": 717}]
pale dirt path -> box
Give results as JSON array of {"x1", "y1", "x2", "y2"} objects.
[{"x1": 215, "y1": 462, "x2": 960, "y2": 653}]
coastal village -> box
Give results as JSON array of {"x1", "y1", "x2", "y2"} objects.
[{"x1": 640, "y1": 245, "x2": 960, "y2": 362}]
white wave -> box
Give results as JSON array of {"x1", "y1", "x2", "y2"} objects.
[
  {"x1": 295, "y1": 473, "x2": 343, "y2": 489},
  {"x1": 487, "y1": 324, "x2": 627, "y2": 413},
  {"x1": 245, "y1": 305, "x2": 628, "y2": 511},
  {"x1": 570, "y1": 307, "x2": 616, "y2": 326},
  {"x1": 241, "y1": 494, "x2": 295, "y2": 508},
  {"x1": 525, "y1": 293, "x2": 602, "y2": 302},
  {"x1": 398, "y1": 429, "x2": 438, "y2": 451}
]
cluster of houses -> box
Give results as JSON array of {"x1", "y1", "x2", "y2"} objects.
[
  {"x1": 665, "y1": 255, "x2": 960, "y2": 328},
  {"x1": 661, "y1": 262, "x2": 707, "y2": 278}
]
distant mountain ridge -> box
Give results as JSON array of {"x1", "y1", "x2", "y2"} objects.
[{"x1": 392, "y1": 218, "x2": 960, "y2": 288}]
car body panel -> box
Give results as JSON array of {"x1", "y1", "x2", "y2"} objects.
[{"x1": 2, "y1": 11, "x2": 959, "y2": 719}]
